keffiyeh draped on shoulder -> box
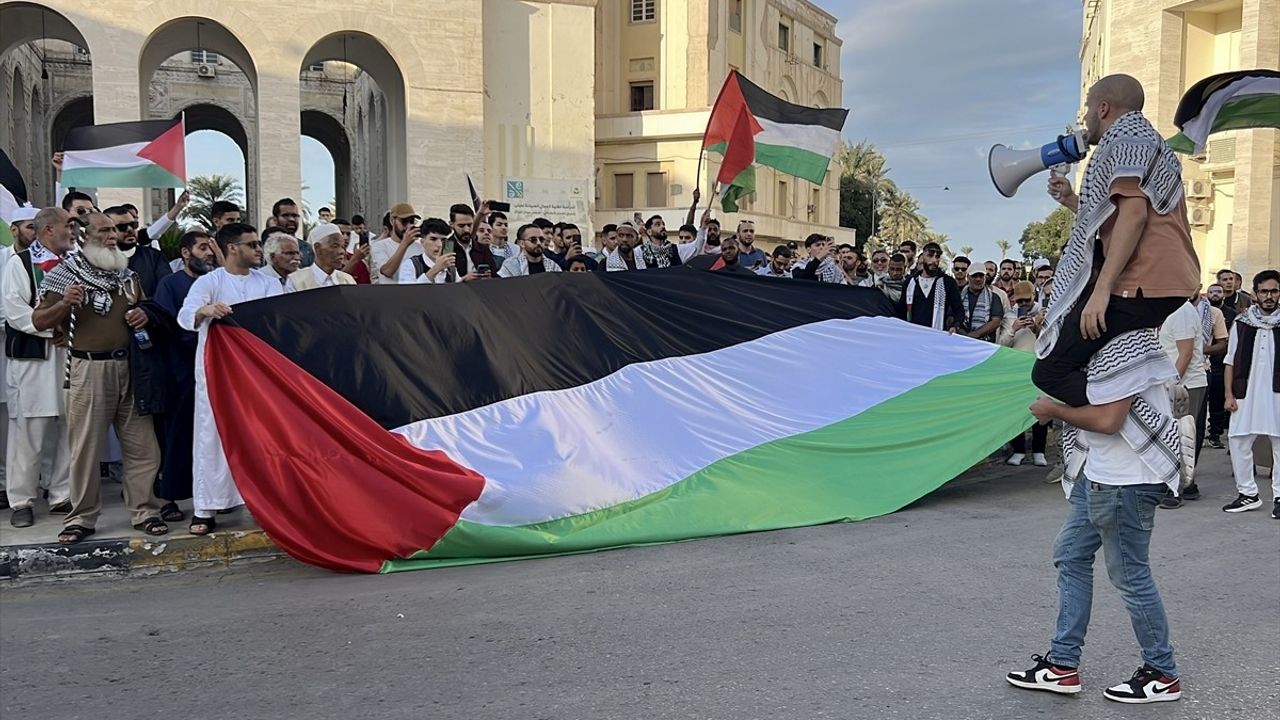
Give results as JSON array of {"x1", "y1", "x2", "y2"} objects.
[{"x1": 1036, "y1": 112, "x2": 1186, "y2": 358}]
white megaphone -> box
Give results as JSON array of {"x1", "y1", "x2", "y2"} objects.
[{"x1": 988, "y1": 130, "x2": 1088, "y2": 197}]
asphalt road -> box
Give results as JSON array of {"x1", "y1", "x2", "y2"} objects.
[{"x1": 1, "y1": 452, "x2": 1276, "y2": 720}]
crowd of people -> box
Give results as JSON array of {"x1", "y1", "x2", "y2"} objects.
[{"x1": 0, "y1": 173, "x2": 1277, "y2": 545}]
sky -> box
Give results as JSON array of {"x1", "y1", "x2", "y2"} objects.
[
  {"x1": 187, "y1": 0, "x2": 1082, "y2": 258},
  {"x1": 834, "y1": 0, "x2": 1083, "y2": 261}
]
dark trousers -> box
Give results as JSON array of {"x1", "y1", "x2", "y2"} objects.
[
  {"x1": 1011, "y1": 422, "x2": 1049, "y2": 454},
  {"x1": 1206, "y1": 368, "x2": 1226, "y2": 440},
  {"x1": 1032, "y1": 286, "x2": 1186, "y2": 407}
]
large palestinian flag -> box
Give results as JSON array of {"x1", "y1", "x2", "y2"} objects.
[
  {"x1": 61, "y1": 117, "x2": 186, "y2": 188},
  {"x1": 205, "y1": 270, "x2": 1038, "y2": 573},
  {"x1": 1168, "y1": 69, "x2": 1280, "y2": 154},
  {"x1": 704, "y1": 71, "x2": 848, "y2": 211}
]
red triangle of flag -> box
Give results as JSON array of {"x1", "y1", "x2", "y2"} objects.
[{"x1": 137, "y1": 117, "x2": 186, "y2": 181}]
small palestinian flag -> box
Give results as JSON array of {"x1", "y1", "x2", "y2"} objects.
[
  {"x1": 61, "y1": 117, "x2": 187, "y2": 188},
  {"x1": 202, "y1": 270, "x2": 1037, "y2": 573},
  {"x1": 704, "y1": 71, "x2": 848, "y2": 212},
  {"x1": 1, "y1": 148, "x2": 30, "y2": 248},
  {"x1": 1168, "y1": 69, "x2": 1280, "y2": 154}
]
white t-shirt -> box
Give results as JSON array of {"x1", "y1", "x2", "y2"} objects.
[
  {"x1": 1224, "y1": 320, "x2": 1280, "y2": 438},
  {"x1": 1158, "y1": 302, "x2": 1207, "y2": 389},
  {"x1": 1082, "y1": 382, "x2": 1174, "y2": 486},
  {"x1": 370, "y1": 236, "x2": 422, "y2": 285}
]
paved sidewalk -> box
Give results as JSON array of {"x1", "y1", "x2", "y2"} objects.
[{"x1": 0, "y1": 485, "x2": 279, "y2": 580}]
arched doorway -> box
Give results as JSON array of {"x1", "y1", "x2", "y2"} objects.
[
  {"x1": 173, "y1": 102, "x2": 252, "y2": 222},
  {"x1": 139, "y1": 17, "x2": 259, "y2": 221},
  {"x1": 300, "y1": 32, "x2": 407, "y2": 219},
  {"x1": 50, "y1": 95, "x2": 94, "y2": 153},
  {"x1": 300, "y1": 109, "x2": 351, "y2": 219},
  {"x1": 0, "y1": 2, "x2": 95, "y2": 204}
]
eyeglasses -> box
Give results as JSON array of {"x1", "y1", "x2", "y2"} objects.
[
  {"x1": 872, "y1": 257, "x2": 888, "y2": 264},
  {"x1": 1256, "y1": 288, "x2": 1280, "y2": 297},
  {"x1": 953, "y1": 266, "x2": 969, "y2": 273},
  {"x1": 564, "y1": 234, "x2": 582, "y2": 243},
  {"x1": 1016, "y1": 298, "x2": 1035, "y2": 305},
  {"x1": 235, "y1": 240, "x2": 263, "y2": 249},
  {"x1": 115, "y1": 221, "x2": 139, "y2": 232}
]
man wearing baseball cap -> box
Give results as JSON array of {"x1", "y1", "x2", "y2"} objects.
[{"x1": 371, "y1": 203, "x2": 423, "y2": 285}]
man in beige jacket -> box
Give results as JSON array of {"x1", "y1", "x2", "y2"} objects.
[{"x1": 286, "y1": 224, "x2": 356, "y2": 292}]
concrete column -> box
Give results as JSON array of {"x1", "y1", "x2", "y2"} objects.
[
  {"x1": 1232, "y1": 0, "x2": 1280, "y2": 273},
  {"x1": 80, "y1": 21, "x2": 144, "y2": 210},
  {"x1": 253, "y1": 72, "x2": 301, "y2": 225}
]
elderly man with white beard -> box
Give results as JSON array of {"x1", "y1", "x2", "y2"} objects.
[{"x1": 33, "y1": 212, "x2": 170, "y2": 543}]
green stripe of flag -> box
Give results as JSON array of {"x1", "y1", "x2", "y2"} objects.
[
  {"x1": 709, "y1": 141, "x2": 833, "y2": 185},
  {"x1": 1168, "y1": 94, "x2": 1280, "y2": 154},
  {"x1": 60, "y1": 164, "x2": 185, "y2": 189},
  {"x1": 380, "y1": 346, "x2": 1038, "y2": 572}
]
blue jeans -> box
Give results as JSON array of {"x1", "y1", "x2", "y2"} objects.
[{"x1": 1048, "y1": 477, "x2": 1178, "y2": 677}]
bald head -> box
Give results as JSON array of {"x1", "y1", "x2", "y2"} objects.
[
  {"x1": 1083, "y1": 74, "x2": 1145, "y2": 144},
  {"x1": 1088, "y1": 74, "x2": 1144, "y2": 113}
]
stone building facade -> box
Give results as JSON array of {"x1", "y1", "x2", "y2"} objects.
[{"x1": 1081, "y1": 0, "x2": 1279, "y2": 281}]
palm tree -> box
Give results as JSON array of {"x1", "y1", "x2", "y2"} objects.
[
  {"x1": 959, "y1": 245, "x2": 974, "y2": 257},
  {"x1": 183, "y1": 174, "x2": 244, "y2": 229},
  {"x1": 878, "y1": 185, "x2": 927, "y2": 243},
  {"x1": 996, "y1": 239, "x2": 1011, "y2": 258}
]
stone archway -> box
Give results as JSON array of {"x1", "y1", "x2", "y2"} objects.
[
  {"x1": 139, "y1": 16, "x2": 259, "y2": 219},
  {"x1": 174, "y1": 101, "x2": 253, "y2": 218},
  {"x1": 301, "y1": 31, "x2": 406, "y2": 213},
  {"x1": 0, "y1": 3, "x2": 94, "y2": 201},
  {"x1": 50, "y1": 94, "x2": 94, "y2": 153},
  {"x1": 300, "y1": 109, "x2": 352, "y2": 217}
]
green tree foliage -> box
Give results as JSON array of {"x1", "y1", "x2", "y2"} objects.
[
  {"x1": 1018, "y1": 207, "x2": 1074, "y2": 264},
  {"x1": 182, "y1": 174, "x2": 244, "y2": 230}
]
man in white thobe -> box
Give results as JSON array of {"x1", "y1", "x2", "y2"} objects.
[
  {"x1": 2, "y1": 208, "x2": 74, "y2": 528},
  {"x1": 1222, "y1": 269, "x2": 1280, "y2": 518},
  {"x1": 177, "y1": 222, "x2": 282, "y2": 534}
]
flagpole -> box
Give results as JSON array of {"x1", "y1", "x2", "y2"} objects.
[{"x1": 698, "y1": 70, "x2": 737, "y2": 198}]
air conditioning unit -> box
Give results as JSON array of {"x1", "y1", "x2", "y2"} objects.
[
  {"x1": 196, "y1": 63, "x2": 216, "y2": 79},
  {"x1": 1189, "y1": 205, "x2": 1212, "y2": 227},
  {"x1": 1186, "y1": 177, "x2": 1211, "y2": 199}
]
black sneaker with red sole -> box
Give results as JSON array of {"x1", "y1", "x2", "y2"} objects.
[{"x1": 1006, "y1": 654, "x2": 1082, "y2": 695}]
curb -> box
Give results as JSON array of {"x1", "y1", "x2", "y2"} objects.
[{"x1": 0, "y1": 528, "x2": 286, "y2": 582}]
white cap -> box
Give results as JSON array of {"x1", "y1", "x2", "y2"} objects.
[
  {"x1": 1032, "y1": 257, "x2": 1051, "y2": 271},
  {"x1": 6, "y1": 205, "x2": 38, "y2": 224},
  {"x1": 305, "y1": 222, "x2": 342, "y2": 248}
]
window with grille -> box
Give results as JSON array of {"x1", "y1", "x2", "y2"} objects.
[
  {"x1": 307, "y1": 62, "x2": 326, "y2": 73},
  {"x1": 778, "y1": 21, "x2": 791, "y2": 53},
  {"x1": 813, "y1": 42, "x2": 823, "y2": 68},
  {"x1": 630, "y1": 82, "x2": 655, "y2": 112},
  {"x1": 631, "y1": 0, "x2": 656, "y2": 22},
  {"x1": 190, "y1": 50, "x2": 220, "y2": 65}
]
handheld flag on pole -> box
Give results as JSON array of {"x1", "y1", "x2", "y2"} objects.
[
  {"x1": 465, "y1": 173, "x2": 482, "y2": 212},
  {"x1": 1, "y1": 148, "x2": 32, "y2": 247},
  {"x1": 1167, "y1": 69, "x2": 1280, "y2": 154},
  {"x1": 61, "y1": 116, "x2": 187, "y2": 188},
  {"x1": 703, "y1": 71, "x2": 848, "y2": 212}
]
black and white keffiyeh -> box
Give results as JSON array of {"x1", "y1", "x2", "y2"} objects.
[
  {"x1": 39, "y1": 250, "x2": 135, "y2": 316},
  {"x1": 1036, "y1": 112, "x2": 1186, "y2": 359},
  {"x1": 605, "y1": 248, "x2": 648, "y2": 272},
  {"x1": 905, "y1": 274, "x2": 947, "y2": 330},
  {"x1": 1197, "y1": 299, "x2": 1214, "y2": 344},
  {"x1": 1235, "y1": 304, "x2": 1280, "y2": 331},
  {"x1": 1060, "y1": 329, "x2": 1183, "y2": 496},
  {"x1": 963, "y1": 286, "x2": 994, "y2": 334}
]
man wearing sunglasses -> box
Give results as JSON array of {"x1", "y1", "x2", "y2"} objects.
[
  {"x1": 177, "y1": 222, "x2": 282, "y2": 536},
  {"x1": 104, "y1": 206, "x2": 172, "y2": 297}
]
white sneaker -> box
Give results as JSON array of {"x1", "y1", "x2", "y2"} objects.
[
  {"x1": 1033, "y1": 453, "x2": 1048, "y2": 467},
  {"x1": 1006, "y1": 453, "x2": 1025, "y2": 466}
]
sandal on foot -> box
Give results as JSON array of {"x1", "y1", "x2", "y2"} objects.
[
  {"x1": 160, "y1": 502, "x2": 185, "y2": 522},
  {"x1": 133, "y1": 517, "x2": 170, "y2": 536},
  {"x1": 189, "y1": 515, "x2": 216, "y2": 536},
  {"x1": 58, "y1": 525, "x2": 96, "y2": 544}
]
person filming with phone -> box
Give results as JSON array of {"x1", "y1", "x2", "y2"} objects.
[{"x1": 374, "y1": 204, "x2": 424, "y2": 285}]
